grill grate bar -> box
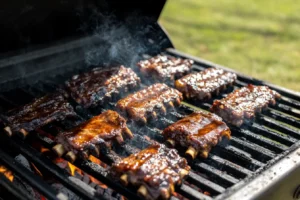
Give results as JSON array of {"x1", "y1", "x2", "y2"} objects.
[
  {"x1": 205, "y1": 154, "x2": 253, "y2": 178},
  {"x1": 230, "y1": 136, "x2": 275, "y2": 161},
  {"x1": 230, "y1": 127, "x2": 287, "y2": 153},
  {"x1": 0, "y1": 174, "x2": 32, "y2": 200},
  {"x1": 188, "y1": 172, "x2": 226, "y2": 194},
  {"x1": 3, "y1": 136, "x2": 105, "y2": 200},
  {"x1": 0, "y1": 148, "x2": 58, "y2": 200},
  {"x1": 279, "y1": 97, "x2": 300, "y2": 110},
  {"x1": 273, "y1": 104, "x2": 300, "y2": 119},
  {"x1": 250, "y1": 123, "x2": 297, "y2": 146},
  {"x1": 258, "y1": 116, "x2": 300, "y2": 139},
  {"x1": 213, "y1": 145, "x2": 264, "y2": 170},
  {"x1": 264, "y1": 109, "x2": 300, "y2": 128},
  {"x1": 192, "y1": 162, "x2": 239, "y2": 186},
  {"x1": 178, "y1": 184, "x2": 212, "y2": 200}
]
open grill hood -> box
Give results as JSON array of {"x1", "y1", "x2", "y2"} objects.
[{"x1": 0, "y1": 0, "x2": 169, "y2": 55}]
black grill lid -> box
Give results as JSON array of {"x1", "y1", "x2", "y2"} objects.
[{"x1": 0, "y1": 0, "x2": 167, "y2": 54}]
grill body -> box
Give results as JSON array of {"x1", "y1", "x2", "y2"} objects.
[{"x1": 0, "y1": 1, "x2": 299, "y2": 200}]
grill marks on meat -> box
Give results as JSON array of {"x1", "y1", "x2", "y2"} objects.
[
  {"x1": 53, "y1": 110, "x2": 133, "y2": 162},
  {"x1": 116, "y1": 83, "x2": 182, "y2": 123},
  {"x1": 112, "y1": 144, "x2": 190, "y2": 200},
  {"x1": 65, "y1": 66, "x2": 140, "y2": 108},
  {"x1": 163, "y1": 111, "x2": 231, "y2": 159},
  {"x1": 2, "y1": 93, "x2": 76, "y2": 138},
  {"x1": 137, "y1": 55, "x2": 193, "y2": 82},
  {"x1": 211, "y1": 84, "x2": 281, "y2": 127},
  {"x1": 175, "y1": 68, "x2": 237, "y2": 100}
]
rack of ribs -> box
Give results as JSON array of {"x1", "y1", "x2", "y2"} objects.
[
  {"x1": 111, "y1": 144, "x2": 190, "y2": 200},
  {"x1": 175, "y1": 68, "x2": 237, "y2": 100},
  {"x1": 1, "y1": 93, "x2": 77, "y2": 138},
  {"x1": 65, "y1": 66, "x2": 141, "y2": 108},
  {"x1": 116, "y1": 83, "x2": 183, "y2": 123},
  {"x1": 137, "y1": 54, "x2": 193, "y2": 82},
  {"x1": 162, "y1": 111, "x2": 231, "y2": 159},
  {"x1": 211, "y1": 84, "x2": 281, "y2": 127},
  {"x1": 53, "y1": 110, "x2": 133, "y2": 163}
]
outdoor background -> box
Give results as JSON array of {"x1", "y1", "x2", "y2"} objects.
[{"x1": 159, "y1": 0, "x2": 300, "y2": 92}]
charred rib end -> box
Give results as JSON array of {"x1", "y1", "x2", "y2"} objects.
[
  {"x1": 66, "y1": 151, "x2": 76, "y2": 163},
  {"x1": 137, "y1": 185, "x2": 148, "y2": 198},
  {"x1": 4, "y1": 126, "x2": 13, "y2": 137},
  {"x1": 185, "y1": 146, "x2": 198, "y2": 160},
  {"x1": 120, "y1": 174, "x2": 128, "y2": 186},
  {"x1": 52, "y1": 144, "x2": 66, "y2": 157}
]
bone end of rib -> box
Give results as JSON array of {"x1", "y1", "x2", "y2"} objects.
[
  {"x1": 19, "y1": 129, "x2": 29, "y2": 138},
  {"x1": 176, "y1": 98, "x2": 181, "y2": 105},
  {"x1": 168, "y1": 102, "x2": 174, "y2": 108},
  {"x1": 124, "y1": 127, "x2": 133, "y2": 139},
  {"x1": 151, "y1": 111, "x2": 157, "y2": 119},
  {"x1": 66, "y1": 151, "x2": 76, "y2": 163},
  {"x1": 160, "y1": 188, "x2": 170, "y2": 200},
  {"x1": 140, "y1": 117, "x2": 147, "y2": 124},
  {"x1": 120, "y1": 174, "x2": 128, "y2": 186},
  {"x1": 200, "y1": 151, "x2": 209, "y2": 158},
  {"x1": 4, "y1": 126, "x2": 12, "y2": 137},
  {"x1": 137, "y1": 185, "x2": 148, "y2": 198},
  {"x1": 115, "y1": 135, "x2": 124, "y2": 144},
  {"x1": 185, "y1": 146, "x2": 198, "y2": 160},
  {"x1": 160, "y1": 106, "x2": 167, "y2": 115},
  {"x1": 166, "y1": 139, "x2": 175, "y2": 147},
  {"x1": 90, "y1": 145, "x2": 100, "y2": 157},
  {"x1": 52, "y1": 144, "x2": 66, "y2": 157},
  {"x1": 179, "y1": 169, "x2": 189, "y2": 179}
]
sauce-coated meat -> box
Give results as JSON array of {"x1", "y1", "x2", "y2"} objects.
[
  {"x1": 112, "y1": 144, "x2": 190, "y2": 200},
  {"x1": 175, "y1": 68, "x2": 237, "y2": 100},
  {"x1": 55, "y1": 110, "x2": 133, "y2": 159},
  {"x1": 211, "y1": 84, "x2": 281, "y2": 126},
  {"x1": 1, "y1": 93, "x2": 76, "y2": 137},
  {"x1": 65, "y1": 66, "x2": 140, "y2": 108},
  {"x1": 137, "y1": 55, "x2": 193, "y2": 82},
  {"x1": 116, "y1": 83, "x2": 182, "y2": 123},
  {"x1": 163, "y1": 111, "x2": 231, "y2": 159}
]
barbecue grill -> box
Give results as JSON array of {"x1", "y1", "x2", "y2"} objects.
[{"x1": 0, "y1": 1, "x2": 299, "y2": 200}]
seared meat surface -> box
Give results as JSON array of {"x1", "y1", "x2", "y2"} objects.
[
  {"x1": 2, "y1": 93, "x2": 76, "y2": 137},
  {"x1": 175, "y1": 68, "x2": 237, "y2": 100},
  {"x1": 137, "y1": 54, "x2": 193, "y2": 82},
  {"x1": 163, "y1": 111, "x2": 231, "y2": 159},
  {"x1": 65, "y1": 66, "x2": 140, "y2": 108},
  {"x1": 54, "y1": 110, "x2": 133, "y2": 161},
  {"x1": 116, "y1": 83, "x2": 182, "y2": 123},
  {"x1": 112, "y1": 144, "x2": 190, "y2": 200},
  {"x1": 211, "y1": 84, "x2": 281, "y2": 126}
]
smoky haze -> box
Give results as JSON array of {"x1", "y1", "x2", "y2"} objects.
[{"x1": 0, "y1": 10, "x2": 168, "y2": 92}]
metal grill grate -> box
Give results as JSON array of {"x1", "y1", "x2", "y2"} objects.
[{"x1": 0, "y1": 49, "x2": 299, "y2": 200}]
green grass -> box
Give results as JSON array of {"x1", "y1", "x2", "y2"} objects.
[{"x1": 159, "y1": 0, "x2": 300, "y2": 92}]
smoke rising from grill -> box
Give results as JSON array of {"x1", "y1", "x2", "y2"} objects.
[{"x1": 82, "y1": 12, "x2": 166, "y2": 69}]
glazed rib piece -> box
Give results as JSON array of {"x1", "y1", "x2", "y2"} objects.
[
  {"x1": 116, "y1": 83, "x2": 182, "y2": 123},
  {"x1": 163, "y1": 111, "x2": 231, "y2": 159},
  {"x1": 175, "y1": 68, "x2": 237, "y2": 100},
  {"x1": 2, "y1": 93, "x2": 76, "y2": 138},
  {"x1": 211, "y1": 84, "x2": 281, "y2": 127},
  {"x1": 65, "y1": 66, "x2": 140, "y2": 108},
  {"x1": 137, "y1": 54, "x2": 193, "y2": 82},
  {"x1": 112, "y1": 144, "x2": 190, "y2": 200},
  {"x1": 53, "y1": 110, "x2": 133, "y2": 162}
]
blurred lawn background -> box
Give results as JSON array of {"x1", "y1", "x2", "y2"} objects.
[{"x1": 159, "y1": 0, "x2": 300, "y2": 92}]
